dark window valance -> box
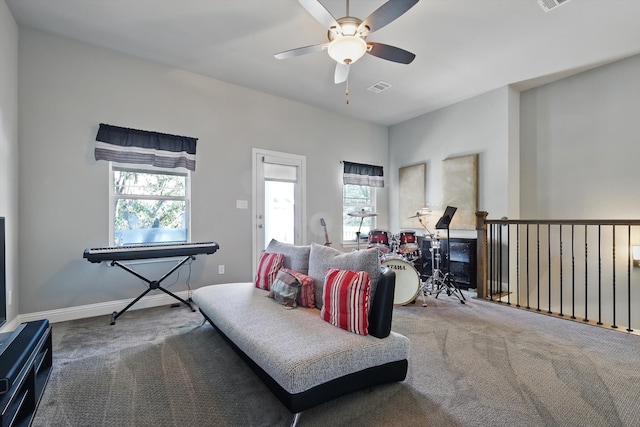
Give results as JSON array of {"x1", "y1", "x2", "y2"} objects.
[
  {"x1": 343, "y1": 161, "x2": 384, "y2": 187},
  {"x1": 95, "y1": 123, "x2": 198, "y2": 171}
]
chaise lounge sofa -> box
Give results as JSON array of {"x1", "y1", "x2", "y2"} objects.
[{"x1": 192, "y1": 241, "x2": 410, "y2": 426}]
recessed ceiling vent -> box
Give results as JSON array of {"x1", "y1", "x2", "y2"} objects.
[
  {"x1": 368, "y1": 81, "x2": 392, "y2": 93},
  {"x1": 538, "y1": 0, "x2": 572, "y2": 12}
]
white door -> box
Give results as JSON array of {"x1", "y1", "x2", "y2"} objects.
[{"x1": 253, "y1": 149, "x2": 306, "y2": 273}]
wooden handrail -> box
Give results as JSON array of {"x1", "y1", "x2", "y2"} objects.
[{"x1": 485, "y1": 219, "x2": 640, "y2": 226}]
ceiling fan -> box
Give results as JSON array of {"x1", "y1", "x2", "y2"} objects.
[{"x1": 275, "y1": 0, "x2": 419, "y2": 90}]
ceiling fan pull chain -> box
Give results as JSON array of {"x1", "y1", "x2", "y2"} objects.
[{"x1": 345, "y1": 76, "x2": 350, "y2": 104}]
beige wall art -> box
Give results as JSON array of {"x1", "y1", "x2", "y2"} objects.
[
  {"x1": 399, "y1": 163, "x2": 426, "y2": 229},
  {"x1": 442, "y1": 154, "x2": 478, "y2": 230}
]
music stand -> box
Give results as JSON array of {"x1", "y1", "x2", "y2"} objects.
[
  {"x1": 433, "y1": 206, "x2": 466, "y2": 303},
  {"x1": 435, "y1": 205, "x2": 456, "y2": 230}
]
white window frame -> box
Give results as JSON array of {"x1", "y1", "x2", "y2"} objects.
[
  {"x1": 342, "y1": 183, "x2": 377, "y2": 244},
  {"x1": 108, "y1": 162, "x2": 192, "y2": 246}
]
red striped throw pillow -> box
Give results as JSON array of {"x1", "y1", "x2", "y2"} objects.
[
  {"x1": 255, "y1": 252, "x2": 285, "y2": 290},
  {"x1": 321, "y1": 269, "x2": 370, "y2": 335},
  {"x1": 281, "y1": 268, "x2": 315, "y2": 309}
]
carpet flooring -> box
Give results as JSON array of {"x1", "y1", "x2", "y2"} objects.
[{"x1": 31, "y1": 291, "x2": 640, "y2": 426}]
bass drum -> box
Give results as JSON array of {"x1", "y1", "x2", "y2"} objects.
[{"x1": 381, "y1": 258, "x2": 421, "y2": 306}]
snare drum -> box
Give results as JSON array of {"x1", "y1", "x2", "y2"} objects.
[
  {"x1": 368, "y1": 230, "x2": 391, "y2": 254},
  {"x1": 382, "y1": 258, "x2": 421, "y2": 305}
]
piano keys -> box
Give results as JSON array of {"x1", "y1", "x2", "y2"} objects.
[{"x1": 83, "y1": 241, "x2": 219, "y2": 263}]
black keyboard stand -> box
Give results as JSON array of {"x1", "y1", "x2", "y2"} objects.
[{"x1": 110, "y1": 255, "x2": 196, "y2": 325}]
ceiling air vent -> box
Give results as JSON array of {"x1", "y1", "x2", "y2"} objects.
[
  {"x1": 368, "y1": 81, "x2": 392, "y2": 93},
  {"x1": 538, "y1": 0, "x2": 572, "y2": 12}
]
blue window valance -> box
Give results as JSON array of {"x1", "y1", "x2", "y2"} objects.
[
  {"x1": 95, "y1": 123, "x2": 198, "y2": 171},
  {"x1": 343, "y1": 161, "x2": 384, "y2": 187}
]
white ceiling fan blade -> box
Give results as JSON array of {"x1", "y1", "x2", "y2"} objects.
[
  {"x1": 274, "y1": 43, "x2": 328, "y2": 60},
  {"x1": 298, "y1": 0, "x2": 340, "y2": 29},
  {"x1": 357, "y1": 0, "x2": 419, "y2": 35},
  {"x1": 334, "y1": 62, "x2": 350, "y2": 84}
]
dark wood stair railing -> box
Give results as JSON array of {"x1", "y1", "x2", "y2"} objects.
[{"x1": 476, "y1": 212, "x2": 640, "y2": 334}]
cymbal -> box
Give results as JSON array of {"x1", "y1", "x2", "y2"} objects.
[
  {"x1": 407, "y1": 212, "x2": 427, "y2": 219},
  {"x1": 348, "y1": 210, "x2": 378, "y2": 218}
]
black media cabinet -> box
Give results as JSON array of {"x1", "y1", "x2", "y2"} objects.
[
  {"x1": 417, "y1": 236, "x2": 477, "y2": 289},
  {"x1": 0, "y1": 319, "x2": 52, "y2": 427}
]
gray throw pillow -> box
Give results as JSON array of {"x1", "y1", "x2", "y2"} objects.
[
  {"x1": 308, "y1": 243, "x2": 380, "y2": 310},
  {"x1": 269, "y1": 269, "x2": 302, "y2": 309},
  {"x1": 266, "y1": 239, "x2": 311, "y2": 275}
]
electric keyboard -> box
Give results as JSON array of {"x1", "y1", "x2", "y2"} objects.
[{"x1": 83, "y1": 241, "x2": 219, "y2": 263}]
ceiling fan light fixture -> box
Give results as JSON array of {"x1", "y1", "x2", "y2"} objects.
[
  {"x1": 341, "y1": 21, "x2": 359, "y2": 36},
  {"x1": 328, "y1": 35, "x2": 367, "y2": 65}
]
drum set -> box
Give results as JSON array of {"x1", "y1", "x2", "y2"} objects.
[{"x1": 348, "y1": 208, "x2": 465, "y2": 307}]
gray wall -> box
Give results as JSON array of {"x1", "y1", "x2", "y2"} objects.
[
  {"x1": 520, "y1": 54, "x2": 640, "y2": 219},
  {"x1": 388, "y1": 86, "x2": 519, "y2": 233},
  {"x1": 17, "y1": 29, "x2": 388, "y2": 314},
  {"x1": 388, "y1": 53, "x2": 640, "y2": 227},
  {"x1": 0, "y1": 0, "x2": 19, "y2": 326}
]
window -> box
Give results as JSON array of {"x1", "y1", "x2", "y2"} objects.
[
  {"x1": 342, "y1": 184, "x2": 376, "y2": 243},
  {"x1": 109, "y1": 163, "x2": 190, "y2": 246}
]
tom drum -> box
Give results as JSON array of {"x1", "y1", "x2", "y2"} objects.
[
  {"x1": 398, "y1": 230, "x2": 419, "y2": 253},
  {"x1": 382, "y1": 258, "x2": 421, "y2": 306},
  {"x1": 368, "y1": 230, "x2": 391, "y2": 254}
]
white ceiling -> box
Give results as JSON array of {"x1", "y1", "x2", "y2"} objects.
[{"x1": 6, "y1": 0, "x2": 640, "y2": 126}]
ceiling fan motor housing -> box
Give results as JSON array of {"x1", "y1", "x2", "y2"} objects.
[
  {"x1": 328, "y1": 16, "x2": 369, "y2": 40},
  {"x1": 327, "y1": 16, "x2": 369, "y2": 64}
]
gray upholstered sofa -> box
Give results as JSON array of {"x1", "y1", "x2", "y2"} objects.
[{"x1": 192, "y1": 241, "x2": 410, "y2": 426}]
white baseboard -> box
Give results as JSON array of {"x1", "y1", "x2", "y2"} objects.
[{"x1": 12, "y1": 291, "x2": 194, "y2": 326}]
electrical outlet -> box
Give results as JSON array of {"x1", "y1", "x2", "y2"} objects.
[{"x1": 218, "y1": 265, "x2": 225, "y2": 274}]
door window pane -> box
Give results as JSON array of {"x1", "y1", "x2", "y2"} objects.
[{"x1": 264, "y1": 180, "x2": 295, "y2": 246}]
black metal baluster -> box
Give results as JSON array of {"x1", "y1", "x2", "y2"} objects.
[
  {"x1": 583, "y1": 225, "x2": 589, "y2": 322},
  {"x1": 495, "y1": 223, "x2": 499, "y2": 300},
  {"x1": 627, "y1": 225, "x2": 633, "y2": 332},
  {"x1": 486, "y1": 223, "x2": 490, "y2": 301},
  {"x1": 498, "y1": 223, "x2": 503, "y2": 300},
  {"x1": 597, "y1": 225, "x2": 602, "y2": 326},
  {"x1": 612, "y1": 226, "x2": 617, "y2": 329},
  {"x1": 526, "y1": 224, "x2": 530, "y2": 310},
  {"x1": 516, "y1": 224, "x2": 520, "y2": 308},
  {"x1": 537, "y1": 224, "x2": 541, "y2": 312},
  {"x1": 507, "y1": 223, "x2": 511, "y2": 305},
  {"x1": 559, "y1": 224, "x2": 564, "y2": 317},
  {"x1": 571, "y1": 224, "x2": 576, "y2": 320},
  {"x1": 547, "y1": 224, "x2": 552, "y2": 314},
  {"x1": 489, "y1": 224, "x2": 494, "y2": 300}
]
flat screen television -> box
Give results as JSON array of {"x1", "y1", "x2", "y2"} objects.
[{"x1": 1, "y1": 217, "x2": 6, "y2": 328}]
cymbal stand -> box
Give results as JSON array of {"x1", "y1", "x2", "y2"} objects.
[
  {"x1": 417, "y1": 216, "x2": 437, "y2": 306},
  {"x1": 355, "y1": 216, "x2": 364, "y2": 251},
  {"x1": 432, "y1": 226, "x2": 466, "y2": 304},
  {"x1": 420, "y1": 237, "x2": 445, "y2": 306}
]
